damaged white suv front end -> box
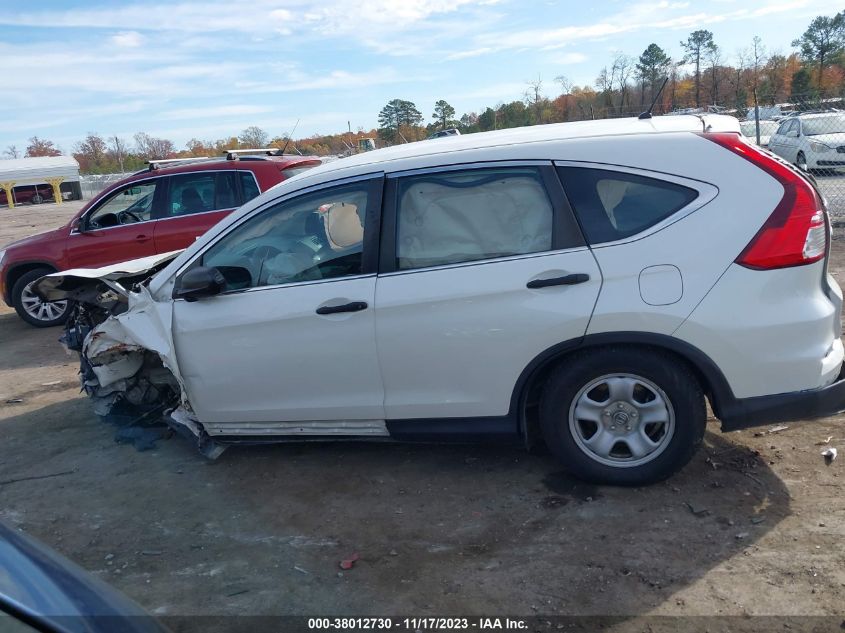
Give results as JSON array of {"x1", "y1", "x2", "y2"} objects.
[{"x1": 35, "y1": 252, "x2": 226, "y2": 459}]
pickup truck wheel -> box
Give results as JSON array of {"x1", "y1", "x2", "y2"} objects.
[
  {"x1": 11, "y1": 268, "x2": 70, "y2": 327},
  {"x1": 539, "y1": 348, "x2": 706, "y2": 486}
]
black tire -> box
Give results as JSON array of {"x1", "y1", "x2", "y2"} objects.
[
  {"x1": 11, "y1": 268, "x2": 70, "y2": 328},
  {"x1": 31, "y1": 194, "x2": 44, "y2": 204},
  {"x1": 796, "y1": 152, "x2": 808, "y2": 173},
  {"x1": 539, "y1": 347, "x2": 706, "y2": 486}
]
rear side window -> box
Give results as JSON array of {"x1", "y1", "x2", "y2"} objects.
[
  {"x1": 557, "y1": 168, "x2": 698, "y2": 244},
  {"x1": 239, "y1": 172, "x2": 261, "y2": 203},
  {"x1": 167, "y1": 172, "x2": 238, "y2": 217},
  {"x1": 395, "y1": 167, "x2": 553, "y2": 270}
]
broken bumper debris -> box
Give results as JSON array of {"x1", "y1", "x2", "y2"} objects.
[{"x1": 34, "y1": 252, "x2": 227, "y2": 458}]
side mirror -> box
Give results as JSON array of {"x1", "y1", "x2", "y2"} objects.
[{"x1": 174, "y1": 266, "x2": 227, "y2": 302}]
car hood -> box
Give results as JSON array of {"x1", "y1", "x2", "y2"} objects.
[
  {"x1": 34, "y1": 250, "x2": 183, "y2": 301},
  {"x1": 806, "y1": 133, "x2": 845, "y2": 146},
  {"x1": 3, "y1": 225, "x2": 68, "y2": 252}
]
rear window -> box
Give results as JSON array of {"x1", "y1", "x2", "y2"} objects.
[{"x1": 557, "y1": 167, "x2": 698, "y2": 244}]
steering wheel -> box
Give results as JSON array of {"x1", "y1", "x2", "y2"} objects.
[{"x1": 118, "y1": 209, "x2": 144, "y2": 224}]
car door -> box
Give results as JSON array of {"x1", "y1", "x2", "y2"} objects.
[
  {"x1": 779, "y1": 119, "x2": 800, "y2": 162},
  {"x1": 153, "y1": 171, "x2": 239, "y2": 254},
  {"x1": 374, "y1": 163, "x2": 602, "y2": 423},
  {"x1": 170, "y1": 175, "x2": 386, "y2": 430},
  {"x1": 66, "y1": 179, "x2": 164, "y2": 268}
]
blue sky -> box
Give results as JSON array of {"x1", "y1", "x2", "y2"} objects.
[{"x1": 0, "y1": 0, "x2": 841, "y2": 153}]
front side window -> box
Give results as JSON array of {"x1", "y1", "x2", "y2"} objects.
[
  {"x1": 168, "y1": 172, "x2": 237, "y2": 217},
  {"x1": 395, "y1": 167, "x2": 553, "y2": 270},
  {"x1": 87, "y1": 181, "x2": 157, "y2": 229},
  {"x1": 202, "y1": 182, "x2": 370, "y2": 290},
  {"x1": 558, "y1": 168, "x2": 698, "y2": 245}
]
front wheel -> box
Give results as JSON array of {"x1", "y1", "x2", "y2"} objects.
[
  {"x1": 11, "y1": 268, "x2": 70, "y2": 327},
  {"x1": 796, "y1": 152, "x2": 809, "y2": 173},
  {"x1": 539, "y1": 347, "x2": 706, "y2": 486}
]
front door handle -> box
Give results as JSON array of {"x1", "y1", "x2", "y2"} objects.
[
  {"x1": 526, "y1": 273, "x2": 590, "y2": 289},
  {"x1": 316, "y1": 301, "x2": 368, "y2": 315}
]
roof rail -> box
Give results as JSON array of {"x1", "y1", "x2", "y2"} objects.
[
  {"x1": 224, "y1": 148, "x2": 284, "y2": 160},
  {"x1": 145, "y1": 157, "x2": 214, "y2": 171}
]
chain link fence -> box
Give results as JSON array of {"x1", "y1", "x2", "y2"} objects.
[{"x1": 79, "y1": 173, "x2": 127, "y2": 200}]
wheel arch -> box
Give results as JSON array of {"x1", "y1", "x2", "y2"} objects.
[
  {"x1": 512, "y1": 332, "x2": 736, "y2": 446},
  {"x1": 5, "y1": 261, "x2": 59, "y2": 303}
]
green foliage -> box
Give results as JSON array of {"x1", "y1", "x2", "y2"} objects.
[
  {"x1": 432, "y1": 100, "x2": 456, "y2": 130},
  {"x1": 637, "y1": 44, "x2": 671, "y2": 100},
  {"x1": 681, "y1": 30, "x2": 716, "y2": 107},
  {"x1": 378, "y1": 99, "x2": 423, "y2": 143},
  {"x1": 792, "y1": 12, "x2": 845, "y2": 84}
]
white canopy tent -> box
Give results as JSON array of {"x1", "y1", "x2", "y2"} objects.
[{"x1": 0, "y1": 156, "x2": 81, "y2": 207}]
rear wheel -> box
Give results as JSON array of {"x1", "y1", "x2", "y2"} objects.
[
  {"x1": 11, "y1": 268, "x2": 70, "y2": 327},
  {"x1": 539, "y1": 347, "x2": 706, "y2": 486}
]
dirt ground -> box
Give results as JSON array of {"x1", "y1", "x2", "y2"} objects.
[{"x1": 1, "y1": 201, "x2": 845, "y2": 629}]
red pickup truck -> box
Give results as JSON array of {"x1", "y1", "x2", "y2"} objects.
[{"x1": 0, "y1": 153, "x2": 320, "y2": 326}]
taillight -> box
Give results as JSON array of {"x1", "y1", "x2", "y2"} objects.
[{"x1": 702, "y1": 132, "x2": 827, "y2": 270}]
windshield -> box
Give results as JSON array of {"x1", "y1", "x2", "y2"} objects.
[
  {"x1": 740, "y1": 120, "x2": 779, "y2": 136},
  {"x1": 802, "y1": 115, "x2": 845, "y2": 136}
]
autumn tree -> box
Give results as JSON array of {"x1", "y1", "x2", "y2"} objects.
[
  {"x1": 239, "y1": 126, "x2": 269, "y2": 148},
  {"x1": 681, "y1": 30, "x2": 716, "y2": 108},
  {"x1": 134, "y1": 132, "x2": 174, "y2": 160},
  {"x1": 636, "y1": 44, "x2": 671, "y2": 105},
  {"x1": 792, "y1": 11, "x2": 845, "y2": 89},
  {"x1": 25, "y1": 136, "x2": 62, "y2": 157},
  {"x1": 74, "y1": 133, "x2": 108, "y2": 172},
  {"x1": 432, "y1": 100, "x2": 456, "y2": 130}
]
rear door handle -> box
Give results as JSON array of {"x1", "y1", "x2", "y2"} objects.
[
  {"x1": 526, "y1": 273, "x2": 590, "y2": 289},
  {"x1": 316, "y1": 301, "x2": 368, "y2": 315},
  {"x1": 135, "y1": 234, "x2": 152, "y2": 243}
]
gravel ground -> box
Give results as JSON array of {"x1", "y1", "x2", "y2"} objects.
[{"x1": 1, "y1": 200, "x2": 845, "y2": 631}]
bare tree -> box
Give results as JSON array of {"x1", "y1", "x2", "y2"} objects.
[
  {"x1": 554, "y1": 74, "x2": 572, "y2": 95},
  {"x1": 2, "y1": 145, "x2": 19, "y2": 159},
  {"x1": 134, "y1": 132, "x2": 174, "y2": 160},
  {"x1": 612, "y1": 52, "x2": 635, "y2": 110},
  {"x1": 524, "y1": 75, "x2": 545, "y2": 124},
  {"x1": 733, "y1": 49, "x2": 749, "y2": 111},
  {"x1": 239, "y1": 126, "x2": 269, "y2": 148},
  {"x1": 706, "y1": 44, "x2": 723, "y2": 105},
  {"x1": 108, "y1": 136, "x2": 129, "y2": 173}
]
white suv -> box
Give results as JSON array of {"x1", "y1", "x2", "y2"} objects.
[{"x1": 37, "y1": 115, "x2": 845, "y2": 485}]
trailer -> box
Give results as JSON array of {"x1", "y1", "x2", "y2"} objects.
[{"x1": 0, "y1": 156, "x2": 82, "y2": 208}]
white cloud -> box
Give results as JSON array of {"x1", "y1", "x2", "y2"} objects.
[
  {"x1": 550, "y1": 52, "x2": 589, "y2": 65},
  {"x1": 110, "y1": 30, "x2": 143, "y2": 47}
]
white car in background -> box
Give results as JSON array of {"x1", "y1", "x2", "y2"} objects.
[
  {"x1": 768, "y1": 112, "x2": 845, "y2": 173},
  {"x1": 739, "y1": 119, "x2": 779, "y2": 147},
  {"x1": 35, "y1": 114, "x2": 845, "y2": 486}
]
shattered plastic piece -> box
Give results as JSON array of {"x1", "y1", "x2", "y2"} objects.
[
  {"x1": 822, "y1": 447, "x2": 837, "y2": 465},
  {"x1": 339, "y1": 553, "x2": 360, "y2": 570}
]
